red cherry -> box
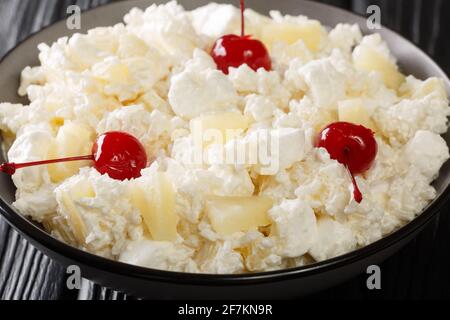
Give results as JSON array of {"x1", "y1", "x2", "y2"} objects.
[
  {"x1": 318, "y1": 122, "x2": 377, "y2": 174},
  {"x1": 317, "y1": 122, "x2": 378, "y2": 203},
  {"x1": 92, "y1": 131, "x2": 147, "y2": 181},
  {"x1": 211, "y1": 35, "x2": 272, "y2": 74},
  {"x1": 210, "y1": 0, "x2": 271, "y2": 74},
  {"x1": 1, "y1": 131, "x2": 148, "y2": 181}
]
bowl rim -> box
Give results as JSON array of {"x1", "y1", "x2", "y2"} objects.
[{"x1": 1, "y1": 0, "x2": 450, "y2": 286}]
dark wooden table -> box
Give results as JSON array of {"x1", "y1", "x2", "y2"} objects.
[{"x1": 1, "y1": 0, "x2": 449, "y2": 300}]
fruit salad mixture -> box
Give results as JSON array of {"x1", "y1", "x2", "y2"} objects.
[{"x1": 0, "y1": 1, "x2": 449, "y2": 273}]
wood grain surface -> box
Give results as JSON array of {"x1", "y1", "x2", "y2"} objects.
[{"x1": 0, "y1": 0, "x2": 449, "y2": 300}]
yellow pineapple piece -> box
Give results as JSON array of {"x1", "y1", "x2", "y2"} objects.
[
  {"x1": 43, "y1": 216, "x2": 77, "y2": 245},
  {"x1": 59, "y1": 181, "x2": 95, "y2": 244},
  {"x1": 137, "y1": 90, "x2": 170, "y2": 112},
  {"x1": 190, "y1": 112, "x2": 250, "y2": 146},
  {"x1": 262, "y1": 20, "x2": 326, "y2": 52},
  {"x1": 130, "y1": 173, "x2": 178, "y2": 242},
  {"x1": 47, "y1": 122, "x2": 95, "y2": 183},
  {"x1": 94, "y1": 59, "x2": 130, "y2": 82},
  {"x1": 1, "y1": 129, "x2": 16, "y2": 149},
  {"x1": 205, "y1": 195, "x2": 273, "y2": 236},
  {"x1": 338, "y1": 99, "x2": 377, "y2": 131},
  {"x1": 118, "y1": 34, "x2": 149, "y2": 58},
  {"x1": 50, "y1": 117, "x2": 65, "y2": 132},
  {"x1": 400, "y1": 77, "x2": 447, "y2": 100},
  {"x1": 353, "y1": 45, "x2": 405, "y2": 90},
  {"x1": 414, "y1": 78, "x2": 447, "y2": 100}
]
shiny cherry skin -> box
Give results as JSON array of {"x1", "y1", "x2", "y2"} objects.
[
  {"x1": 211, "y1": 0, "x2": 272, "y2": 74},
  {"x1": 92, "y1": 131, "x2": 148, "y2": 181},
  {"x1": 318, "y1": 122, "x2": 377, "y2": 174},
  {"x1": 211, "y1": 34, "x2": 272, "y2": 74},
  {"x1": 317, "y1": 122, "x2": 378, "y2": 203}
]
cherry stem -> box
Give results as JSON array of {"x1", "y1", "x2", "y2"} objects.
[
  {"x1": 0, "y1": 155, "x2": 94, "y2": 175},
  {"x1": 343, "y1": 147, "x2": 363, "y2": 203},
  {"x1": 240, "y1": 0, "x2": 245, "y2": 37}
]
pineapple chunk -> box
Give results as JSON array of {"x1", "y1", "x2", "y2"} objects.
[
  {"x1": 117, "y1": 34, "x2": 149, "y2": 58},
  {"x1": 205, "y1": 195, "x2": 273, "y2": 236},
  {"x1": 413, "y1": 78, "x2": 447, "y2": 100},
  {"x1": 353, "y1": 45, "x2": 405, "y2": 90},
  {"x1": 338, "y1": 99, "x2": 377, "y2": 131},
  {"x1": 1, "y1": 129, "x2": 16, "y2": 150},
  {"x1": 47, "y1": 122, "x2": 95, "y2": 183},
  {"x1": 130, "y1": 173, "x2": 178, "y2": 242},
  {"x1": 59, "y1": 181, "x2": 95, "y2": 244},
  {"x1": 93, "y1": 58, "x2": 131, "y2": 83},
  {"x1": 43, "y1": 216, "x2": 77, "y2": 245},
  {"x1": 400, "y1": 77, "x2": 447, "y2": 100},
  {"x1": 50, "y1": 117, "x2": 65, "y2": 131},
  {"x1": 262, "y1": 20, "x2": 326, "y2": 52},
  {"x1": 190, "y1": 112, "x2": 250, "y2": 146},
  {"x1": 137, "y1": 90, "x2": 170, "y2": 113}
]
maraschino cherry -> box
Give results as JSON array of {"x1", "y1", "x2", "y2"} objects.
[
  {"x1": 317, "y1": 122, "x2": 378, "y2": 203},
  {"x1": 0, "y1": 131, "x2": 148, "y2": 181},
  {"x1": 210, "y1": 0, "x2": 272, "y2": 74},
  {"x1": 92, "y1": 131, "x2": 148, "y2": 180}
]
